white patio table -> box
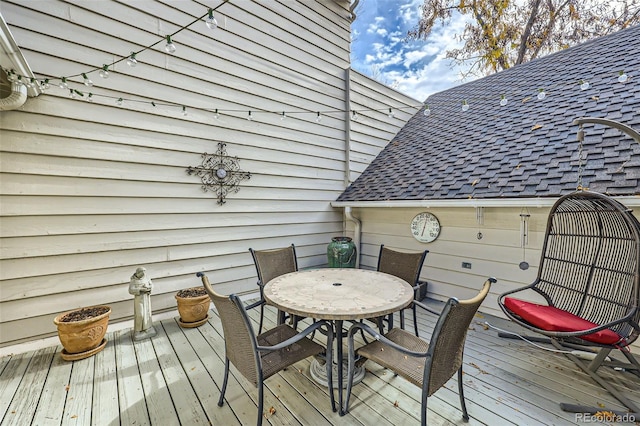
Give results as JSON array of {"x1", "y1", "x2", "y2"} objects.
[{"x1": 263, "y1": 268, "x2": 414, "y2": 415}]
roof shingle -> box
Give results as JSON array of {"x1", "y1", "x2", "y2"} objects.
[{"x1": 337, "y1": 26, "x2": 640, "y2": 202}]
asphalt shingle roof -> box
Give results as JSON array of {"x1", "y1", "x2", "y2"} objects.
[{"x1": 337, "y1": 25, "x2": 640, "y2": 202}]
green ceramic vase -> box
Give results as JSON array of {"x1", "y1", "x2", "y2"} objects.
[{"x1": 327, "y1": 236, "x2": 357, "y2": 268}]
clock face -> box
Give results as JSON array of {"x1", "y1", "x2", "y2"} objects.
[{"x1": 410, "y1": 212, "x2": 441, "y2": 243}]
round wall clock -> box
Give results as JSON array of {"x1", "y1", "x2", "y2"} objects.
[{"x1": 410, "y1": 212, "x2": 441, "y2": 243}]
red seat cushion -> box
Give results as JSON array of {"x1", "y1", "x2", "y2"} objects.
[{"x1": 503, "y1": 297, "x2": 622, "y2": 345}]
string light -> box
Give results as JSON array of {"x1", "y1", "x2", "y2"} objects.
[
  {"x1": 82, "y1": 73, "x2": 93, "y2": 87},
  {"x1": 214, "y1": 109, "x2": 220, "y2": 119},
  {"x1": 537, "y1": 88, "x2": 546, "y2": 100},
  {"x1": 618, "y1": 70, "x2": 628, "y2": 83},
  {"x1": 281, "y1": 111, "x2": 287, "y2": 120},
  {"x1": 461, "y1": 100, "x2": 469, "y2": 111},
  {"x1": 41, "y1": 79, "x2": 50, "y2": 90},
  {"x1": 116, "y1": 98, "x2": 123, "y2": 106},
  {"x1": 316, "y1": 112, "x2": 322, "y2": 122},
  {"x1": 351, "y1": 110, "x2": 358, "y2": 121},
  {"x1": 206, "y1": 8, "x2": 218, "y2": 29},
  {"x1": 579, "y1": 80, "x2": 589, "y2": 90},
  {"x1": 247, "y1": 111, "x2": 253, "y2": 121},
  {"x1": 182, "y1": 105, "x2": 187, "y2": 116},
  {"x1": 423, "y1": 103, "x2": 431, "y2": 116},
  {"x1": 87, "y1": 93, "x2": 93, "y2": 102},
  {"x1": 58, "y1": 77, "x2": 68, "y2": 89},
  {"x1": 69, "y1": 89, "x2": 75, "y2": 98},
  {"x1": 126, "y1": 52, "x2": 138, "y2": 67},
  {"x1": 388, "y1": 108, "x2": 394, "y2": 118},
  {"x1": 99, "y1": 65, "x2": 110, "y2": 79},
  {"x1": 165, "y1": 35, "x2": 176, "y2": 54},
  {"x1": 500, "y1": 94, "x2": 508, "y2": 106}
]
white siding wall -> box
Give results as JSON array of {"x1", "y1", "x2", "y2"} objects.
[
  {"x1": 351, "y1": 206, "x2": 640, "y2": 350},
  {"x1": 0, "y1": 0, "x2": 417, "y2": 347},
  {"x1": 348, "y1": 69, "x2": 420, "y2": 183}
]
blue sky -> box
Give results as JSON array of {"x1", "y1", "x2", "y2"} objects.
[{"x1": 350, "y1": 0, "x2": 470, "y2": 102}]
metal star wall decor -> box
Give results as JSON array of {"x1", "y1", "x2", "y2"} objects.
[{"x1": 186, "y1": 142, "x2": 251, "y2": 204}]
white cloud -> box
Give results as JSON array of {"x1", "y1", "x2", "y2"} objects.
[{"x1": 352, "y1": 0, "x2": 475, "y2": 100}]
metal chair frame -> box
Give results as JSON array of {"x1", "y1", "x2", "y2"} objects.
[
  {"x1": 345, "y1": 278, "x2": 494, "y2": 426},
  {"x1": 498, "y1": 190, "x2": 640, "y2": 414},
  {"x1": 198, "y1": 272, "x2": 335, "y2": 426},
  {"x1": 248, "y1": 244, "x2": 299, "y2": 334},
  {"x1": 374, "y1": 245, "x2": 428, "y2": 336}
]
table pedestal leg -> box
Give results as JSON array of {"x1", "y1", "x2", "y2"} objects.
[{"x1": 309, "y1": 357, "x2": 365, "y2": 389}]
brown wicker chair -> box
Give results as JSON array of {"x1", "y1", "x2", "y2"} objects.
[
  {"x1": 248, "y1": 244, "x2": 299, "y2": 334},
  {"x1": 345, "y1": 278, "x2": 495, "y2": 425},
  {"x1": 197, "y1": 272, "x2": 335, "y2": 426},
  {"x1": 369, "y1": 245, "x2": 428, "y2": 336},
  {"x1": 498, "y1": 190, "x2": 640, "y2": 414}
]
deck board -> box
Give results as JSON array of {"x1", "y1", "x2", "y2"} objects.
[
  {"x1": 3, "y1": 346, "x2": 55, "y2": 426},
  {"x1": 62, "y1": 351, "x2": 93, "y2": 425},
  {"x1": 114, "y1": 329, "x2": 150, "y2": 426},
  {"x1": 91, "y1": 337, "x2": 118, "y2": 426},
  {"x1": 1, "y1": 300, "x2": 639, "y2": 426},
  {"x1": 31, "y1": 345, "x2": 71, "y2": 426}
]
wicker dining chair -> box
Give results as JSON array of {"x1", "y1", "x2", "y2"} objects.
[
  {"x1": 498, "y1": 190, "x2": 640, "y2": 414},
  {"x1": 345, "y1": 278, "x2": 494, "y2": 426},
  {"x1": 248, "y1": 244, "x2": 300, "y2": 334},
  {"x1": 369, "y1": 245, "x2": 428, "y2": 336},
  {"x1": 197, "y1": 272, "x2": 335, "y2": 426}
]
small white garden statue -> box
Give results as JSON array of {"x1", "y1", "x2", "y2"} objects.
[{"x1": 129, "y1": 266, "x2": 156, "y2": 341}]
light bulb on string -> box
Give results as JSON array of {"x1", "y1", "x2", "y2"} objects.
[
  {"x1": 116, "y1": 98, "x2": 123, "y2": 106},
  {"x1": 316, "y1": 112, "x2": 322, "y2": 123},
  {"x1": 281, "y1": 111, "x2": 287, "y2": 120},
  {"x1": 6, "y1": 70, "x2": 16, "y2": 82},
  {"x1": 423, "y1": 104, "x2": 431, "y2": 116},
  {"x1": 165, "y1": 35, "x2": 176, "y2": 54},
  {"x1": 126, "y1": 52, "x2": 138, "y2": 67},
  {"x1": 16, "y1": 75, "x2": 24, "y2": 86},
  {"x1": 41, "y1": 79, "x2": 50, "y2": 90},
  {"x1": 537, "y1": 88, "x2": 546, "y2": 100},
  {"x1": 87, "y1": 93, "x2": 93, "y2": 102},
  {"x1": 182, "y1": 105, "x2": 188, "y2": 116},
  {"x1": 206, "y1": 9, "x2": 218, "y2": 29},
  {"x1": 69, "y1": 89, "x2": 76, "y2": 99},
  {"x1": 579, "y1": 80, "x2": 590, "y2": 90},
  {"x1": 461, "y1": 100, "x2": 469, "y2": 112},
  {"x1": 59, "y1": 77, "x2": 68, "y2": 89},
  {"x1": 388, "y1": 108, "x2": 394, "y2": 118},
  {"x1": 213, "y1": 109, "x2": 220, "y2": 119},
  {"x1": 500, "y1": 94, "x2": 508, "y2": 106},
  {"x1": 82, "y1": 73, "x2": 93, "y2": 87},
  {"x1": 618, "y1": 70, "x2": 628, "y2": 83},
  {"x1": 99, "y1": 65, "x2": 110, "y2": 79},
  {"x1": 247, "y1": 111, "x2": 253, "y2": 121},
  {"x1": 351, "y1": 110, "x2": 358, "y2": 121},
  {"x1": 25, "y1": 77, "x2": 36, "y2": 88}
]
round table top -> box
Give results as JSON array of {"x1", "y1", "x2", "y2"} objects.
[{"x1": 263, "y1": 268, "x2": 414, "y2": 320}]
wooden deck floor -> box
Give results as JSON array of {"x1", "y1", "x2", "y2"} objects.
[{"x1": 1, "y1": 300, "x2": 639, "y2": 426}]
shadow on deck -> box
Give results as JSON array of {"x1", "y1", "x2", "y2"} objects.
[{"x1": 1, "y1": 300, "x2": 639, "y2": 425}]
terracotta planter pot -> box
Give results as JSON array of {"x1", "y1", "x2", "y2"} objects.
[
  {"x1": 53, "y1": 305, "x2": 111, "y2": 361},
  {"x1": 176, "y1": 287, "x2": 210, "y2": 327}
]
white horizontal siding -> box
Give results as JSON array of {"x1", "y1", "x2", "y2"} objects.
[
  {"x1": 348, "y1": 69, "x2": 420, "y2": 183},
  {"x1": 351, "y1": 206, "x2": 640, "y2": 351},
  {"x1": 0, "y1": 0, "x2": 419, "y2": 347}
]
